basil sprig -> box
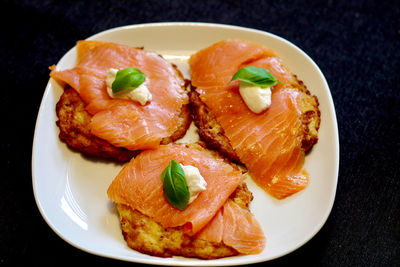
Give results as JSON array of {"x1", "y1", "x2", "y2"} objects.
[
  {"x1": 161, "y1": 160, "x2": 190, "y2": 211},
  {"x1": 112, "y1": 67, "x2": 146, "y2": 94},
  {"x1": 230, "y1": 66, "x2": 283, "y2": 88}
]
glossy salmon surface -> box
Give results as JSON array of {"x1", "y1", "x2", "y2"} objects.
[{"x1": 189, "y1": 40, "x2": 310, "y2": 199}]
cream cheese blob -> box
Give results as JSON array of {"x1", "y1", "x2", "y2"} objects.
[
  {"x1": 106, "y1": 68, "x2": 152, "y2": 105},
  {"x1": 180, "y1": 164, "x2": 207, "y2": 204},
  {"x1": 238, "y1": 81, "x2": 272, "y2": 114}
]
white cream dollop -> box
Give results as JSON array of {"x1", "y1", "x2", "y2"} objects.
[
  {"x1": 238, "y1": 81, "x2": 271, "y2": 114},
  {"x1": 106, "y1": 68, "x2": 152, "y2": 105},
  {"x1": 180, "y1": 164, "x2": 207, "y2": 204}
]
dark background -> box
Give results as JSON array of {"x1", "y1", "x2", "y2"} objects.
[{"x1": 1, "y1": 0, "x2": 399, "y2": 266}]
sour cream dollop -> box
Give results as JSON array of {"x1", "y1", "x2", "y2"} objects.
[
  {"x1": 238, "y1": 81, "x2": 272, "y2": 114},
  {"x1": 180, "y1": 164, "x2": 207, "y2": 204},
  {"x1": 106, "y1": 68, "x2": 152, "y2": 105}
]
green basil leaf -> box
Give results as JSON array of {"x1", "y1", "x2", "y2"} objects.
[
  {"x1": 112, "y1": 67, "x2": 146, "y2": 94},
  {"x1": 161, "y1": 160, "x2": 189, "y2": 211},
  {"x1": 230, "y1": 66, "x2": 283, "y2": 88}
]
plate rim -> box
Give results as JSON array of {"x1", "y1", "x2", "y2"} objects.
[{"x1": 32, "y1": 22, "x2": 339, "y2": 266}]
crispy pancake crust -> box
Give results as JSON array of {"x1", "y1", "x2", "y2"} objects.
[
  {"x1": 189, "y1": 90, "x2": 240, "y2": 163},
  {"x1": 56, "y1": 87, "x2": 191, "y2": 162},
  {"x1": 189, "y1": 74, "x2": 321, "y2": 162}
]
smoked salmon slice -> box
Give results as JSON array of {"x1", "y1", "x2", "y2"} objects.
[
  {"x1": 221, "y1": 199, "x2": 265, "y2": 254},
  {"x1": 189, "y1": 40, "x2": 313, "y2": 199},
  {"x1": 196, "y1": 199, "x2": 266, "y2": 255},
  {"x1": 50, "y1": 41, "x2": 188, "y2": 150},
  {"x1": 107, "y1": 143, "x2": 243, "y2": 235},
  {"x1": 107, "y1": 143, "x2": 265, "y2": 254}
]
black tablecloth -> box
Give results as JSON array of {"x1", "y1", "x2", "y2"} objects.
[{"x1": 1, "y1": 0, "x2": 399, "y2": 266}]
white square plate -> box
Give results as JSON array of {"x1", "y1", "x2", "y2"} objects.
[{"x1": 32, "y1": 22, "x2": 339, "y2": 265}]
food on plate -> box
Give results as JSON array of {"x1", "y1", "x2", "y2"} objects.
[
  {"x1": 50, "y1": 40, "x2": 191, "y2": 161},
  {"x1": 189, "y1": 40, "x2": 321, "y2": 199},
  {"x1": 107, "y1": 143, "x2": 266, "y2": 258}
]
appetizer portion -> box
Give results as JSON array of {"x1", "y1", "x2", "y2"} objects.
[
  {"x1": 107, "y1": 143, "x2": 265, "y2": 258},
  {"x1": 50, "y1": 41, "x2": 190, "y2": 161},
  {"x1": 189, "y1": 40, "x2": 320, "y2": 199}
]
